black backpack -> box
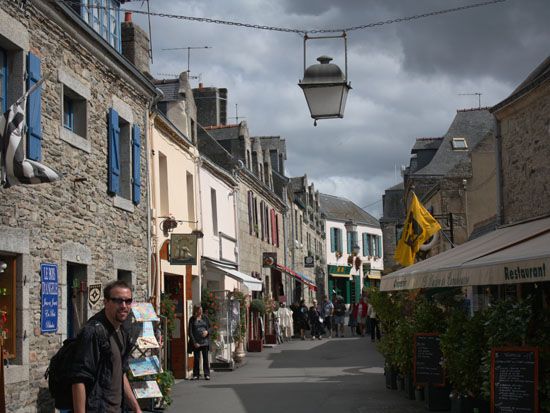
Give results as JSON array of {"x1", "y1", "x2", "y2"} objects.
[{"x1": 45, "y1": 322, "x2": 108, "y2": 410}]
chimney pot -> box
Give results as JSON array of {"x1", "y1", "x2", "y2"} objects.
[
  {"x1": 125, "y1": 11, "x2": 132, "y2": 22},
  {"x1": 199, "y1": 83, "x2": 204, "y2": 90}
]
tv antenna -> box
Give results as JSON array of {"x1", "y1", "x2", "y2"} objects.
[
  {"x1": 458, "y1": 92, "x2": 482, "y2": 109},
  {"x1": 160, "y1": 46, "x2": 212, "y2": 75},
  {"x1": 227, "y1": 104, "x2": 247, "y2": 124}
]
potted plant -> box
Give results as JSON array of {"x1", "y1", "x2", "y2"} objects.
[
  {"x1": 156, "y1": 370, "x2": 175, "y2": 408},
  {"x1": 441, "y1": 309, "x2": 487, "y2": 412}
]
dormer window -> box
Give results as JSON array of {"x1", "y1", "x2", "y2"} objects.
[
  {"x1": 452, "y1": 137, "x2": 468, "y2": 150},
  {"x1": 80, "y1": 0, "x2": 122, "y2": 52}
]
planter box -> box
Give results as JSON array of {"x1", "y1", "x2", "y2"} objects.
[
  {"x1": 451, "y1": 396, "x2": 490, "y2": 413},
  {"x1": 404, "y1": 374, "x2": 416, "y2": 400},
  {"x1": 385, "y1": 366, "x2": 398, "y2": 390},
  {"x1": 425, "y1": 384, "x2": 451, "y2": 411},
  {"x1": 265, "y1": 334, "x2": 277, "y2": 345},
  {"x1": 247, "y1": 339, "x2": 263, "y2": 352}
]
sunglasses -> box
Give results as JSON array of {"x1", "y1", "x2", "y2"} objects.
[{"x1": 109, "y1": 297, "x2": 133, "y2": 305}]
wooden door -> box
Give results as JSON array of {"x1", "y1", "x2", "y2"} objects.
[{"x1": 165, "y1": 274, "x2": 186, "y2": 379}]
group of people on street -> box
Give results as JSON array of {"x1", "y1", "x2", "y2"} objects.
[{"x1": 292, "y1": 294, "x2": 380, "y2": 341}]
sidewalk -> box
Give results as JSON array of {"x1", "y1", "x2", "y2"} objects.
[{"x1": 166, "y1": 336, "x2": 426, "y2": 413}]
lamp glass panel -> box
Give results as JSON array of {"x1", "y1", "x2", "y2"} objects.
[{"x1": 303, "y1": 85, "x2": 346, "y2": 118}]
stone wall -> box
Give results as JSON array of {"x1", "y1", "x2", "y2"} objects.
[
  {"x1": 496, "y1": 80, "x2": 550, "y2": 224},
  {"x1": 0, "y1": 2, "x2": 154, "y2": 411}
]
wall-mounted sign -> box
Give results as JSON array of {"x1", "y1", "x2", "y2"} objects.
[
  {"x1": 88, "y1": 283, "x2": 102, "y2": 308},
  {"x1": 304, "y1": 256, "x2": 314, "y2": 268},
  {"x1": 262, "y1": 252, "x2": 277, "y2": 267},
  {"x1": 40, "y1": 263, "x2": 58, "y2": 333},
  {"x1": 170, "y1": 233, "x2": 198, "y2": 265}
]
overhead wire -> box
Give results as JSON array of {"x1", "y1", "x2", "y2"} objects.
[{"x1": 55, "y1": 0, "x2": 507, "y2": 35}]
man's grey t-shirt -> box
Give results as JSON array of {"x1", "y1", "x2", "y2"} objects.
[{"x1": 104, "y1": 329, "x2": 125, "y2": 412}]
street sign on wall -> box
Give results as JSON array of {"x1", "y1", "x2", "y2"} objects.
[
  {"x1": 40, "y1": 263, "x2": 58, "y2": 333},
  {"x1": 304, "y1": 256, "x2": 314, "y2": 268}
]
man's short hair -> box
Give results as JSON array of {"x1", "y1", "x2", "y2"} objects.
[{"x1": 103, "y1": 280, "x2": 132, "y2": 299}]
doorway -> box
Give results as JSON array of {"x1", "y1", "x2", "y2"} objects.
[
  {"x1": 67, "y1": 263, "x2": 87, "y2": 338},
  {"x1": 164, "y1": 273, "x2": 186, "y2": 378}
]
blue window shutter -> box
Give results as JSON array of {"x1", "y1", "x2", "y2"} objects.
[
  {"x1": 27, "y1": 52, "x2": 42, "y2": 161},
  {"x1": 347, "y1": 232, "x2": 352, "y2": 254},
  {"x1": 338, "y1": 229, "x2": 343, "y2": 252},
  {"x1": 132, "y1": 124, "x2": 141, "y2": 204},
  {"x1": 365, "y1": 234, "x2": 371, "y2": 256},
  {"x1": 330, "y1": 228, "x2": 336, "y2": 252},
  {"x1": 108, "y1": 108, "x2": 120, "y2": 194},
  {"x1": 377, "y1": 236, "x2": 382, "y2": 257},
  {"x1": 362, "y1": 233, "x2": 367, "y2": 256}
]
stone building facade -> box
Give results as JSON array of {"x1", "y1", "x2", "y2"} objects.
[
  {"x1": 0, "y1": 1, "x2": 158, "y2": 411},
  {"x1": 492, "y1": 56, "x2": 550, "y2": 225}
]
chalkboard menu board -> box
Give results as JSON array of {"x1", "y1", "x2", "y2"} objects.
[
  {"x1": 414, "y1": 333, "x2": 445, "y2": 386},
  {"x1": 491, "y1": 347, "x2": 539, "y2": 413}
]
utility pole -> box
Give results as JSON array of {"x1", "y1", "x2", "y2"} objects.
[{"x1": 160, "y1": 46, "x2": 211, "y2": 75}]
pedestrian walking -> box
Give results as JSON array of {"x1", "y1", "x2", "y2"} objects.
[
  {"x1": 367, "y1": 302, "x2": 381, "y2": 342},
  {"x1": 355, "y1": 297, "x2": 368, "y2": 337},
  {"x1": 333, "y1": 296, "x2": 346, "y2": 337},
  {"x1": 279, "y1": 302, "x2": 293, "y2": 341},
  {"x1": 348, "y1": 302, "x2": 357, "y2": 336},
  {"x1": 65, "y1": 280, "x2": 142, "y2": 413},
  {"x1": 309, "y1": 300, "x2": 323, "y2": 340},
  {"x1": 188, "y1": 305, "x2": 211, "y2": 380},
  {"x1": 321, "y1": 295, "x2": 334, "y2": 338},
  {"x1": 296, "y1": 299, "x2": 310, "y2": 340}
]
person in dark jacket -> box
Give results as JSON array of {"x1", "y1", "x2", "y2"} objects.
[
  {"x1": 188, "y1": 305, "x2": 211, "y2": 380},
  {"x1": 308, "y1": 300, "x2": 323, "y2": 340},
  {"x1": 67, "y1": 280, "x2": 141, "y2": 413}
]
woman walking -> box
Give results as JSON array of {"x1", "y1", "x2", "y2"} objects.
[
  {"x1": 188, "y1": 305, "x2": 211, "y2": 380},
  {"x1": 295, "y1": 299, "x2": 310, "y2": 340}
]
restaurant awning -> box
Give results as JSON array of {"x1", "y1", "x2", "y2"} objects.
[
  {"x1": 210, "y1": 263, "x2": 263, "y2": 291},
  {"x1": 380, "y1": 216, "x2": 550, "y2": 291},
  {"x1": 276, "y1": 264, "x2": 317, "y2": 289}
]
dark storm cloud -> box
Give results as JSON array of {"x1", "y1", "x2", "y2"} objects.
[{"x1": 124, "y1": 0, "x2": 549, "y2": 218}]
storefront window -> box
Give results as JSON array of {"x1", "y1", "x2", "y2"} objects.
[{"x1": 0, "y1": 256, "x2": 16, "y2": 358}]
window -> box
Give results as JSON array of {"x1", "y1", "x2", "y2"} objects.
[
  {"x1": 186, "y1": 172, "x2": 195, "y2": 223},
  {"x1": 108, "y1": 107, "x2": 141, "y2": 205},
  {"x1": 0, "y1": 48, "x2": 6, "y2": 113},
  {"x1": 159, "y1": 152, "x2": 169, "y2": 216},
  {"x1": 330, "y1": 227, "x2": 343, "y2": 253},
  {"x1": 62, "y1": 87, "x2": 87, "y2": 137},
  {"x1": 347, "y1": 231, "x2": 358, "y2": 254},
  {"x1": 0, "y1": 256, "x2": 16, "y2": 358},
  {"x1": 452, "y1": 137, "x2": 468, "y2": 150},
  {"x1": 67, "y1": 262, "x2": 88, "y2": 338},
  {"x1": 247, "y1": 191, "x2": 253, "y2": 235},
  {"x1": 81, "y1": 0, "x2": 122, "y2": 51},
  {"x1": 363, "y1": 233, "x2": 371, "y2": 256},
  {"x1": 211, "y1": 188, "x2": 218, "y2": 235}
]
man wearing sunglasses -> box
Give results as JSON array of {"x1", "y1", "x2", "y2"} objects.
[{"x1": 67, "y1": 280, "x2": 142, "y2": 413}]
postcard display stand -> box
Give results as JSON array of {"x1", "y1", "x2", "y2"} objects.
[{"x1": 129, "y1": 303, "x2": 164, "y2": 409}]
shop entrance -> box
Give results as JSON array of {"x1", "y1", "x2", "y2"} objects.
[
  {"x1": 67, "y1": 263, "x2": 87, "y2": 338},
  {"x1": 164, "y1": 272, "x2": 187, "y2": 379}
]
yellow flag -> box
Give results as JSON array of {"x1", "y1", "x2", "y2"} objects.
[{"x1": 394, "y1": 193, "x2": 441, "y2": 267}]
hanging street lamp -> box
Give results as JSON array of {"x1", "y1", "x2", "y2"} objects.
[{"x1": 299, "y1": 32, "x2": 352, "y2": 126}]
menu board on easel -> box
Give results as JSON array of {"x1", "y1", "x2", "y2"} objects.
[{"x1": 491, "y1": 347, "x2": 539, "y2": 413}]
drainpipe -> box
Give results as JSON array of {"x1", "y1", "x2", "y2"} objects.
[
  {"x1": 196, "y1": 157, "x2": 204, "y2": 303},
  {"x1": 146, "y1": 88, "x2": 164, "y2": 304},
  {"x1": 495, "y1": 116, "x2": 503, "y2": 226}
]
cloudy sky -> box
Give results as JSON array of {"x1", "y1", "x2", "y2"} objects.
[{"x1": 123, "y1": 0, "x2": 549, "y2": 218}]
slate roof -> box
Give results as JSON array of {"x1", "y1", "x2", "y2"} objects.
[
  {"x1": 154, "y1": 79, "x2": 180, "y2": 102},
  {"x1": 386, "y1": 182, "x2": 404, "y2": 191},
  {"x1": 411, "y1": 108, "x2": 494, "y2": 177},
  {"x1": 319, "y1": 193, "x2": 380, "y2": 228},
  {"x1": 412, "y1": 137, "x2": 443, "y2": 152},
  {"x1": 205, "y1": 125, "x2": 241, "y2": 141}
]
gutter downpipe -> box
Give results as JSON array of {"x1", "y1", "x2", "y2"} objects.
[
  {"x1": 495, "y1": 116, "x2": 503, "y2": 226},
  {"x1": 146, "y1": 88, "x2": 164, "y2": 306}
]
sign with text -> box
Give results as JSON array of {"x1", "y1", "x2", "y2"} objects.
[
  {"x1": 491, "y1": 347, "x2": 539, "y2": 413},
  {"x1": 304, "y1": 256, "x2": 314, "y2": 268},
  {"x1": 40, "y1": 263, "x2": 59, "y2": 333},
  {"x1": 414, "y1": 333, "x2": 445, "y2": 386},
  {"x1": 170, "y1": 233, "x2": 197, "y2": 265}
]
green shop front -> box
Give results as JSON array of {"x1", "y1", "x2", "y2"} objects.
[{"x1": 328, "y1": 265, "x2": 362, "y2": 304}]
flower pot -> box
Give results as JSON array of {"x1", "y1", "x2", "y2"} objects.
[
  {"x1": 385, "y1": 365, "x2": 398, "y2": 390},
  {"x1": 247, "y1": 339, "x2": 263, "y2": 352},
  {"x1": 425, "y1": 384, "x2": 451, "y2": 411},
  {"x1": 233, "y1": 340, "x2": 246, "y2": 363}
]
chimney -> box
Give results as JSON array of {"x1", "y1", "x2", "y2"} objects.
[
  {"x1": 121, "y1": 15, "x2": 151, "y2": 77},
  {"x1": 192, "y1": 86, "x2": 228, "y2": 127}
]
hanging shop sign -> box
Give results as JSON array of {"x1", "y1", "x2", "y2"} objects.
[
  {"x1": 262, "y1": 252, "x2": 277, "y2": 267},
  {"x1": 328, "y1": 265, "x2": 351, "y2": 278},
  {"x1": 40, "y1": 263, "x2": 58, "y2": 333},
  {"x1": 304, "y1": 256, "x2": 315, "y2": 268},
  {"x1": 170, "y1": 233, "x2": 198, "y2": 265}
]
